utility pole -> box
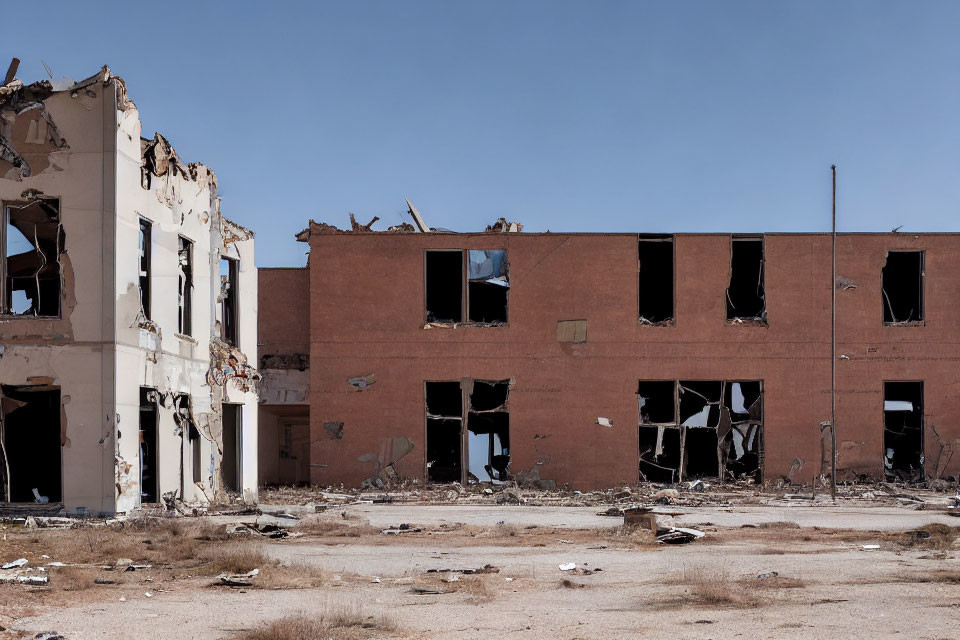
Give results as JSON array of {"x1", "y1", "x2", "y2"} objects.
[{"x1": 830, "y1": 165, "x2": 838, "y2": 501}]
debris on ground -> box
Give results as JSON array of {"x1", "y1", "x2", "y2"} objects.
[
  {"x1": 757, "y1": 571, "x2": 779, "y2": 579},
  {"x1": 656, "y1": 527, "x2": 706, "y2": 544},
  {"x1": 380, "y1": 523, "x2": 422, "y2": 534},
  {"x1": 426, "y1": 565, "x2": 499, "y2": 575},
  {"x1": 410, "y1": 586, "x2": 445, "y2": 595},
  {"x1": 2, "y1": 558, "x2": 28, "y2": 569},
  {"x1": 215, "y1": 568, "x2": 259, "y2": 587}
]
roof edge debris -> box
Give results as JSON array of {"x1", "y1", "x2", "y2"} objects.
[
  {"x1": 1, "y1": 58, "x2": 220, "y2": 192},
  {"x1": 296, "y1": 199, "x2": 524, "y2": 242}
]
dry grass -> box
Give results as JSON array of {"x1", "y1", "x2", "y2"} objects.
[
  {"x1": 657, "y1": 564, "x2": 805, "y2": 609},
  {"x1": 758, "y1": 521, "x2": 801, "y2": 529},
  {"x1": 295, "y1": 515, "x2": 379, "y2": 538},
  {"x1": 235, "y1": 604, "x2": 397, "y2": 640},
  {"x1": 198, "y1": 542, "x2": 328, "y2": 589}
]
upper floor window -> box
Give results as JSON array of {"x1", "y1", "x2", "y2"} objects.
[
  {"x1": 882, "y1": 251, "x2": 923, "y2": 325},
  {"x1": 638, "y1": 234, "x2": 674, "y2": 325},
  {"x1": 138, "y1": 218, "x2": 152, "y2": 320},
  {"x1": 425, "y1": 249, "x2": 508, "y2": 325},
  {"x1": 220, "y1": 256, "x2": 239, "y2": 345},
  {"x1": 1, "y1": 198, "x2": 63, "y2": 317},
  {"x1": 726, "y1": 235, "x2": 766, "y2": 324},
  {"x1": 178, "y1": 236, "x2": 193, "y2": 336}
]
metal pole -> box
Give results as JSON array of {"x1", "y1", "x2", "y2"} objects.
[{"x1": 831, "y1": 165, "x2": 838, "y2": 501}]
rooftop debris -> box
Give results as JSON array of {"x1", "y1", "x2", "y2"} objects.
[{"x1": 485, "y1": 217, "x2": 523, "y2": 233}]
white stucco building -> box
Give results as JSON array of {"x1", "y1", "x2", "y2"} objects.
[{"x1": 0, "y1": 64, "x2": 258, "y2": 515}]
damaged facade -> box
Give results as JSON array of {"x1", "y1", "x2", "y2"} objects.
[
  {"x1": 0, "y1": 64, "x2": 258, "y2": 514},
  {"x1": 266, "y1": 218, "x2": 960, "y2": 490}
]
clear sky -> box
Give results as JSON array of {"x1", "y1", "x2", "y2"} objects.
[{"x1": 6, "y1": 1, "x2": 959, "y2": 266}]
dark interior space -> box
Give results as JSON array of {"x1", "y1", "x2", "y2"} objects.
[
  {"x1": 425, "y1": 250, "x2": 462, "y2": 323},
  {"x1": 4, "y1": 199, "x2": 63, "y2": 317},
  {"x1": 427, "y1": 418, "x2": 462, "y2": 482},
  {"x1": 679, "y1": 381, "x2": 722, "y2": 425},
  {"x1": 637, "y1": 381, "x2": 676, "y2": 424},
  {"x1": 426, "y1": 381, "x2": 462, "y2": 417},
  {"x1": 726, "y1": 236, "x2": 765, "y2": 321},
  {"x1": 1, "y1": 385, "x2": 61, "y2": 503},
  {"x1": 138, "y1": 218, "x2": 151, "y2": 320},
  {"x1": 725, "y1": 381, "x2": 762, "y2": 419},
  {"x1": 470, "y1": 380, "x2": 509, "y2": 412},
  {"x1": 882, "y1": 251, "x2": 924, "y2": 324},
  {"x1": 884, "y1": 381, "x2": 924, "y2": 482},
  {"x1": 467, "y1": 412, "x2": 510, "y2": 482},
  {"x1": 637, "y1": 235, "x2": 674, "y2": 323},
  {"x1": 220, "y1": 257, "x2": 239, "y2": 345},
  {"x1": 222, "y1": 403, "x2": 242, "y2": 492},
  {"x1": 723, "y1": 423, "x2": 761, "y2": 480},
  {"x1": 139, "y1": 387, "x2": 159, "y2": 503},
  {"x1": 638, "y1": 426, "x2": 681, "y2": 482},
  {"x1": 468, "y1": 281, "x2": 508, "y2": 323},
  {"x1": 683, "y1": 427, "x2": 720, "y2": 478}
]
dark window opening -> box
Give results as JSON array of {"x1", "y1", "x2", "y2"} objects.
[
  {"x1": 178, "y1": 236, "x2": 193, "y2": 335},
  {"x1": 425, "y1": 250, "x2": 463, "y2": 323},
  {"x1": 468, "y1": 250, "x2": 508, "y2": 324},
  {"x1": 221, "y1": 403, "x2": 242, "y2": 493},
  {"x1": 426, "y1": 381, "x2": 463, "y2": 417},
  {"x1": 138, "y1": 219, "x2": 152, "y2": 320},
  {"x1": 3, "y1": 199, "x2": 63, "y2": 317},
  {"x1": 0, "y1": 385, "x2": 61, "y2": 503},
  {"x1": 469, "y1": 380, "x2": 510, "y2": 412},
  {"x1": 726, "y1": 236, "x2": 765, "y2": 322},
  {"x1": 683, "y1": 428, "x2": 720, "y2": 478},
  {"x1": 192, "y1": 432, "x2": 202, "y2": 485},
  {"x1": 639, "y1": 426, "x2": 681, "y2": 483},
  {"x1": 638, "y1": 234, "x2": 674, "y2": 324},
  {"x1": 637, "y1": 380, "x2": 762, "y2": 483},
  {"x1": 884, "y1": 381, "x2": 924, "y2": 482},
  {"x1": 426, "y1": 381, "x2": 463, "y2": 483},
  {"x1": 139, "y1": 387, "x2": 159, "y2": 503},
  {"x1": 637, "y1": 381, "x2": 677, "y2": 424},
  {"x1": 220, "y1": 257, "x2": 239, "y2": 345},
  {"x1": 882, "y1": 251, "x2": 924, "y2": 324},
  {"x1": 467, "y1": 379, "x2": 510, "y2": 483},
  {"x1": 468, "y1": 412, "x2": 510, "y2": 483}
]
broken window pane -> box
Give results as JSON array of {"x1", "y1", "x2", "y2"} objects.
[
  {"x1": 425, "y1": 251, "x2": 463, "y2": 323},
  {"x1": 139, "y1": 387, "x2": 159, "y2": 503},
  {"x1": 220, "y1": 257, "x2": 239, "y2": 345},
  {"x1": 468, "y1": 250, "x2": 508, "y2": 324},
  {"x1": 726, "y1": 236, "x2": 765, "y2": 322},
  {"x1": 467, "y1": 412, "x2": 510, "y2": 483},
  {"x1": 1, "y1": 384, "x2": 62, "y2": 503},
  {"x1": 637, "y1": 381, "x2": 676, "y2": 424},
  {"x1": 178, "y1": 236, "x2": 193, "y2": 335},
  {"x1": 678, "y1": 381, "x2": 722, "y2": 427},
  {"x1": 469, "y1": 380, "x2": 509, "y2": 412},
  {"x1": 3, "y1": 200, "x2": 63, "y2": 317},
  {"x1": 639, "y1": 425, "x2": 680, "y2": 483},
  {"x1": 882, "y1": 251, "x2": 923, "y2": 324},
  {"x1": 883, "y1": 381, "x2": 924, "y2": 482},
  {"x1": 138, "y1": 218, "x2": 152, "y2": 320},
  {"x1": 638, "y1": 235, "x2": 673, "y2": 324},
  {"x1": 221, "y1": 403, "x2": 242, "y2": 492},
  {"x1": 426, "y1": 381, "x2": 463, "y2": 483}
]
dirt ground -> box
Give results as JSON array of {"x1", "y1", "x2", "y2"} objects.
[{"x1": 3, "y1": 486, "x2": 960, "y2": 639}]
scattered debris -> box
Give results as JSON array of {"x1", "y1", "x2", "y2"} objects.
[
  {"x1": 348, "y1": 374, "x2": 376, "y2": 391},
  {"x1": 862, "y1": 544, "x2": 880, "y2": 550},
  {"x1": 215, "y1": 568, "x2": 259, "y2": 587},
  {"x1": 757, "y1": 571, "x2": 779, "y2": 579},
  {"x1": 2, "y1": 558, "x2": 28, "y2": 569},
  {"x1": 410, "y1": 586, "x2": 445, "y2": 595},
  {"x1": 558, "y1": 563, "x2": 577, "y2": 571},
  {"x1": 426, "y1": 565, "x2": 499, "y2": 575},
  {"x1": 656, "y1": 527, "x2": 706, "y2": 544},
  {"x1": 380, "y1": 524, "x2": 422, "y2": 535}
]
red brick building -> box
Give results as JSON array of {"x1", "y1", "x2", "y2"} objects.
[{"x1": 258, "y1": 226, "x2": 960, "y2": 490}]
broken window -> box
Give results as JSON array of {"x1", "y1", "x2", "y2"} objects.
[
  {"x1": 884, "y1": 381, "x2": 924, "y2": 482},
  {"x1": 139, "y1": 387, "x2": 159, "y2": 503},
  {"x1": 425, "y1": 381, "x2": 463, "y2": 483},
  {"x1": 882, "y1": 251, "x2": 923, "y2": 324},
  {"x1": 726, "y1": 235, "x2": 765, "y2": 323},
  {"x1": 637, "y1": 380, "x2": 762, "y2": 483},
  {"x1": 0, "y1": 384, "x2": 62, "y2": 503},
  {"x1": 426, "y1": 379, "x2": 511, "y2": 484},
  {"x1": 220, "y1": 257, "x2": 239, "y2": 345},
  {"x1": 178, "y1": 236, "x2": 193, "y2": 335},
  {"x1": 467, "y1": 380, "x2": 510, "y2": 483},
  {"x1": 425, "y1": 249, "x2": 509, "y2": 325},
  {"x1": 468, "y1": 250, "x2": 508, "y2": 323},
  {"x1": 138, "y1": 218, "x2": 152, "y2": 320},
  {"x1": 221, "y1": 403, "x2": 242, "y2": 493},
  {"x1": 638, "y1": 234, "x2": 673, "y2": 324},
  {"x1": 2, "y1": 199, "x2": 63, "y2": 317}
]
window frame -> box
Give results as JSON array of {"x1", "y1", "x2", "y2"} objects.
[{"x1": 1, "y1": 199, "x2": 64, "y2": 318}]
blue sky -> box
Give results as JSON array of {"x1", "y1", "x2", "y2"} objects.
[{"x1": 6, "y1": 1, "x2": 959, "y2": 266}]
